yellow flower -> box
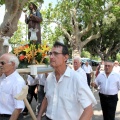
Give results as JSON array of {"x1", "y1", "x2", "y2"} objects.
[{"x1": 13, "y1": 42, "x2": 50, "y2": 67}]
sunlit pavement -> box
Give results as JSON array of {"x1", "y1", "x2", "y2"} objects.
[{"x1": 23, "y1": 90, "x2": 120, "y2": 120}]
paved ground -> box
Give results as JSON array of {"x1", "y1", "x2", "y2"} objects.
[{"x1": 23, "y1": 90, "x2": 120, "y2": 120}]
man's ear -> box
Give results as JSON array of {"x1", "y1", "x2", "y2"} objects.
[{"x1": 64, "y1": 55, "x2": 69, "y2": 62}]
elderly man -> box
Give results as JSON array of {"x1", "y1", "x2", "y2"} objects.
[
  {"x1": 73, "y1": 56, "x2": 87, "y2": 84},
  {"x1": 37, "y1": 41, "x2": 97, "y2": 120},
  {"x1": 91, "y1": 61, "x2": 120, "y2": 120},
  {"x1": 0, "y1": 53, "x2": 25, "y2": 120},
  {"x1": 82, "y1": 61, "x2": 93, "y2": 87}
]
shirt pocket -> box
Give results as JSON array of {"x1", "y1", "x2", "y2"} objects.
[
  {"x1": 1, "y1": 91, "x2": 11, "y2": 104},
  {"x1": 59, "y1": 92, "x2": 76, "y2": 111}
]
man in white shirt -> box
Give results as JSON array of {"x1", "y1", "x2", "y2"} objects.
[
  {"x1": 0, "y1": 53, "x2": 25, "y2": 120},
  {"x1": 91, "y1": 61, "x2": 120, "y2": 120},
  {"x1": 37, "y1": 41, "x2": 97, "y2": 120},
  {"x1": 23, "y1": 75, "x2": 38, "y2": 115},
  {"x1": 82, "y1": 61, "x2": 93, "y2": 86},
  {"x1": 35, "y1": 73, "x2": 47, "y2": 115},
  {"x1": 73, "y1": 56, "x2": 87, "y2": 84}
]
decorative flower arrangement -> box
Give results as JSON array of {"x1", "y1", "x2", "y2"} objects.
[{"x1": 13, "y1": 42, "x2": 50, "y2": 68}]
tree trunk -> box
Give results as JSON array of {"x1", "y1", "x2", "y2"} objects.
[
  {"x1": 72, "y1": 47, "x2": 82, "y2": 58},
  {"x1": 0, "y1": 0, "x2": 29, "y2": 55}
]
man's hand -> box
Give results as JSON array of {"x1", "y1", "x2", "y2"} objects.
[
  {"x1": 37, "y1": 115, "x2": 42, "y2": 120},
  {"x1": 34, "y1": 86, "x2": 38, "y2": 94},
  {"x1": 91, "y1": 82, "x2": 98, "y2": 89}
]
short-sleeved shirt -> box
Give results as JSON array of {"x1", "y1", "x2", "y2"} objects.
[
  {"x1": 95, "y1": 71, "x2": 120, "y2": 95},
  {"x1": 0, "y1": 71, "x2": 25, "y2": 115},
  {"x1": 45, "y1": 67, "x2": 97, "y2": 120},
  {"x1": 82, "y1": 64, "x2": 93, "y2": 74},
  {"x1": 76, "y1": 67, "x2": 87, "y2": 84},
  {"x1": 36, "y1": 74, "x2": 46, "y2": 86},
  {"x1": 27, "y1": 75, "x2": 38, "y2": 86}
]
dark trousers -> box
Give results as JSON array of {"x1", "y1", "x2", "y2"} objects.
[
  {"x1": 41, "y1": 115, "x2": 52, "y2": 120},
  {"x1": 36, "y1": 85, "x2": 45, "y2": 114},
  {"x1": 99, "y1": 93, "x2": 118, "y2": 120},
  {"x1": 86, "y1": 73, "x2": 91, "y2": 87},
  {"x1": 23, "y1": 85, "x2": 37, "y2": 113},
  {"x1": 0, "y1": 113, "x2": 23, "y2": 120}
]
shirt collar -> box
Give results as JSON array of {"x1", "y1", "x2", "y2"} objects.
[
  {"x1": 52, "y1": 66, "x2": 71, "y2": 78},
  {"x1": 5, "y1": 70, "x2": 17, "y2": 79},
  {"x1": 102, "y1": 71, "x2": 115, "y2": 76}
]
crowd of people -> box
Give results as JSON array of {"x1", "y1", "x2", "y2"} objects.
[{"x1": 0, "y1": 40, "x2": 120, "y2": 120}]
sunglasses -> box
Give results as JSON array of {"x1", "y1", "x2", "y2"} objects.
[
  {"x1": 0, "y1": 61, "x2": 11, "y2": 65},
  {"x1": 0, "y1": 61, "x2": 6, "y2": 65}
]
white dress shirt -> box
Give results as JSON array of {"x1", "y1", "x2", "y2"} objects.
[
  {"x1": 76, "y1": 67, "x2": 87, "y2": 84},
  {"x1": 27, "y1": 75, "x2": 38, "y2": 86},
  {"x1": 0, "y1": 73, "x2": 5, "y2": 81},
  {"x1": 95, "y1": 71, "x2": 120, "y2": 95},
  {"x1": 82, "y1": 64, "x2": 93, "y2": 74},
  {"x1": 45, "y1": 67, "x2": 97, "y2": 120},
  {"x1": 0, "y1": 71, "x2": 25, "y2": 115},
  {"x1": 36, "y1": 74, "x2": 46, "y2": 86}
]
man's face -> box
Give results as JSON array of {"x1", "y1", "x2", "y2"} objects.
[
  {"x1": 0, "y1": 56, "x2": 13, "y2": 75},
  {"x1": 85, "y1": 62, "x2": 89, "y2": 66},
  {"x1": 49, "y1": 46, "x2": 68, "y2": 68},
  {"x1": 114, "y1": 62, "x2": 119, "y2": 66},
  {"x1": 29, "y1": 4, "x2": 33, "y2": 10},
  {"x1": 104, "y1": 62, "x2": 113, "y2": 75},
  {"x1": 73, "y1": 59, "x2": 81, "y2": 71}
]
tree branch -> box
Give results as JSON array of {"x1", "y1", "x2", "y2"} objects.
[
  {"x1": 107, "y1": 43, "x2": 120, "y2": 56},
  {"x1": 79, "y1": 22, "x2": 92, "y2": 37},
  {"x1": 82, "y1": 30, "x2": 101, "y2": 47},
  {"x1": 44, "y1": 20, "x2": 75, "y2": 45},
  {"x1": 75, "y1": 0, "x2": 81, "y2": 9}
]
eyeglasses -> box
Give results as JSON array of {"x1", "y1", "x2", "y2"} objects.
[
  {"x1": 0, "y1": 61, "x2": 11, "y2": 65},
  {"x1": 49, "y1": 51, "x2": 63, "y2": 56},
  {"x1": 0, "y1": 61, "x2": 6, "y2": 65},
  {"x1": 105, "y1": 65, "x2": 111, "y2": 67}
]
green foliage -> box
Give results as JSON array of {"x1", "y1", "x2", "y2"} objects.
[
  {"x1": 9, "y1": 21, "x2": 27, "y2": 47},
  {"x1": 81, "y1": 50, "x2": 90, "y2": 58},
  {"x1": 116, "y1": 53, "x2": 120, "y2": 62},
  {"x1": 0, "y1": 0, "x2": 5, "y2": 5}
]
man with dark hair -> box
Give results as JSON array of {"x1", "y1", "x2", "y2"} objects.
[
  {"x1": 91, "y1": 61, "x2": 120, "y2": 120},
  {"x1": 25, "y1": 2, "x2": 42, "y2": 43},
  {"x1": 37, "y1": 41, "x2": 97, "y2": 120}
]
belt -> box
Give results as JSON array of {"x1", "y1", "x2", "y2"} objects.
[
  {"x1": 0, "y1": 114, "x2": 11, "y2": 117},
  {"x1": 46, "y1": 115, "x2": 52, "y2": 120},
  {"x1": 99, "y1": 93, "x2": 117, "y2": 98}
]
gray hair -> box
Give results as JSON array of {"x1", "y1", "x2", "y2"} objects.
[
  {"x1": 73, "y1": 56, "x2": 81, "y2": 63},
  {"x1": 9, "y1": 54, "x2": 19, "y2": 68}
]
